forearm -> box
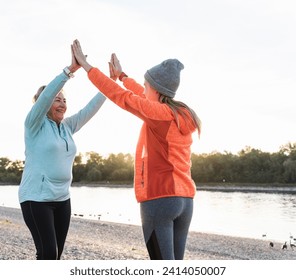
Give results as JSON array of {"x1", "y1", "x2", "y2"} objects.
[
  {"x1": 25, "y1": 72, "x2": 69, "y2": 129},
  {"x1": 88, "y1": 67, "x2": 131, "y2": 109},
  {"x1": 123, "y1": 78, "x2": 145, "y2": 97},
  {"x1": 80, "y1": 60, "x2": 93, "y2": 73},
  {"x1": 65, "y1": 92, "x2": 106, "y2": 133}
]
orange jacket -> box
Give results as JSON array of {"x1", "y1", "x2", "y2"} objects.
[{"x1": 88, "y1": 67, "x2": 197, "y2": 202}]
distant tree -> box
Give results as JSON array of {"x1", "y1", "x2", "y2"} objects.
[
  {"x1": 0, "y1": 157, "x2": 11, "y2": 172},
  {"x1": 283, "y1": 159, "x2": 296, "y2": 183},
  {"x1": 110, "y1": 168, "x2": 132, "y2": 181},
  {"x1": 72, "y1": 153, "x2": 86, "y2": 182},
  {"x1": 279, "y1": 142, "x2": 296, "y2": 157},
  {"x1": 86, "y1": 166, "x2": 102, "y2": 181},
  {"x1": 2, "y1": 142, "x2": 296, "y2": 185},
  {"x1": 102, "y1": 153, "x2": 134, "y2": 181},
  {"x1": 191, "y1": 153, "x2": 209, "y2": 182},
  {"x1": 268, "y1": 152, "x2": 286, "y2": 183},
  {"x1": 0, "y1": 157, "x2": 24, "y2": 183},
  {"x1": 84, "y1": 151, "x2": 104, "y2": 180}
]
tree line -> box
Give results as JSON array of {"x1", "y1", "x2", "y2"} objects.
[{"x1": 1, "y1": 142, "x2": 296, "y2": 185}]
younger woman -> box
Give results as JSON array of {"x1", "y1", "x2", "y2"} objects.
[{"x1": 73, "y1": 39, "x2": 201, "y2": 260}]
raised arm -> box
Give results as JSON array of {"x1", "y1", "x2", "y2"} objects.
[
  {"x1": 109, "y1": 53, "x2": 145, "y2": 96},
  {"x1": 25, "y1": 45, "x2": 81, "y2": 134}
]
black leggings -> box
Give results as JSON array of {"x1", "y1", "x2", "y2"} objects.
[
  {"x1": 140, "y1": 197, "x2": 193, "y2": 260},
  {"x1": 20, "y1": 199, "x2": 71, "y2": 260}
]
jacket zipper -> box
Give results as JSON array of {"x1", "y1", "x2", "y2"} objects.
[
  {"x1": 57, "y1": 124, "x2": 69, "y2": 151},
  {"x1": 141, "y1": 160, "x2": 144, "y2": 187}
]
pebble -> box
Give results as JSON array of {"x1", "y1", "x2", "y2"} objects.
[{"x1": 1, "y1": 206, "x2": 295, "y2": 260}]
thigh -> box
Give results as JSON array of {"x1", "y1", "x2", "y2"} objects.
[
  {"x1": 140, "y1": 198, "x2": 176, "y2": 241},
  {"x1": 21, "y1": 201, "x2": 56, "y2": 259},
  {"x1": 53, "y1": 199, "x2": 71, "y2": 259},
  {"x1": 54, "y1": 199, "x2": 71, "y2": 236},
  {"x1": 174, "y1": 198, "x2": 193, "y2": 234},
  {"x1": 140, "y1": 197, "x2": 182, "y2": 260},
  {"x1": 173, "y1": 198, "x2": 193, "y2": 259}
]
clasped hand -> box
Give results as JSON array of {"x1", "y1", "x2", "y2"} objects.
[{"x1": 72, "y1": 39, "x2": 124, "y2": 80}]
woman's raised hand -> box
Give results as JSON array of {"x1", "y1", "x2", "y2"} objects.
[
  {"x1": 68, "y1": 44, "x2": 81, "y2": 73},
  {"x1": 108, "y1": 61, "x2": 117, "y2": 81},
  {"x1": 72, "y1": 39, "x2": 92, "y2": 72},
  {"x1": 109, "y1": 53, "x2": 123, "y2": 78}
]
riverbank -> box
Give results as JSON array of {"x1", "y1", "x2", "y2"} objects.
[
  {"x1": 196, "y1": 184, "x2": 296, "y2": 194},
  {"x1": 0, "y1": 206, "x2": 295, "y2": 260},
  {"x1": 71, "y1": 182, "x2": 296, "y2": 193},
  {"x1": 3, "y1": 182, "x2": 296, "y2": 192}
]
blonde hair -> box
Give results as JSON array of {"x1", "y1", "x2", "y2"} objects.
[
  {"x1": 32, "y1": 86, "x2": 65, "y2": 103},
  {"x1": 159, "y1": 94, "x2": 201, "y2": 137},
  {"x1": 32, "y1": 85, "x2": 46, "y2": 103}
]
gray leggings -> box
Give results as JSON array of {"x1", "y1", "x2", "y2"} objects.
[{"x1": 140, "y1": 197, "x2": 193, "y2": 260}]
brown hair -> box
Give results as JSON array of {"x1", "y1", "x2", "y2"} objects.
[{"x1": 159, "y1": 94, "x2": 201, "y2": 137}]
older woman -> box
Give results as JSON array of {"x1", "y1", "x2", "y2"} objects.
[{"x1": 18, "y1": 45, "x2": 106, "y2": 260}]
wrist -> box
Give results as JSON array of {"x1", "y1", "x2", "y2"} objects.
[
  {"x1": 63, "y1": 66, "x2": 74, "y2": 78},
  {"x1": 119, "y1": 72, "x2": 128, "y2": 81},
  {"x1": 68, "y1": 64, "x2": 79, "y2": 73},
  {"x1": 82, "y1": 62, "x2": 93, "y2": 73}
]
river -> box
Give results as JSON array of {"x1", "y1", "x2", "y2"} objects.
[{"x1": 1, "y1": 184, "x2": 296, "y2": 243}]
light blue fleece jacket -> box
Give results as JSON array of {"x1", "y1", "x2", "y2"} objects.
[{"x1": 18, "y1": 72, "x2": 106, "y2": 203}]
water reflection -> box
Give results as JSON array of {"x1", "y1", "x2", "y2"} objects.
[{"x1": 194, "y1": 191, "x2": 296, "y2": 242}]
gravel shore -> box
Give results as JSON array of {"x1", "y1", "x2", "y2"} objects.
[{"x1": 0, "y1": 206, "x2": 295, "y2": 260}]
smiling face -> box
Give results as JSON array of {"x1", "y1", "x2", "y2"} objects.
[{"x1": 47, "y1": 91, "x2": 67, "y2": 124}]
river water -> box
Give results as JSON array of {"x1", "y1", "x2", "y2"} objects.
[{"x1": 1, "y1": 185, "x2": 296, "y2": 243}]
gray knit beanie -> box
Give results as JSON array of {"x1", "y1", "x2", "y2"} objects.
[{"x1": 144, "y1": 58, "x2": 184, "y2": 98}]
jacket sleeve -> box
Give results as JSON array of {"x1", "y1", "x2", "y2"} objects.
[
  {"x1": 25, "y1": 72, "x2": 69, "y2": 136},
  {"x1": 123, "y1": 77, "x2": 145, "y2": 98},
  {"x1": 88, "y1": 68, "x2": 174, "y2": 123},
  {"x1": 63, "y1": 92, "x2": 106, "y2": 134}
]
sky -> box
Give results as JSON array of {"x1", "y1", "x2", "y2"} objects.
[{"x1": 1, "y1": 0, "x2": 296, "y2": 161}]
